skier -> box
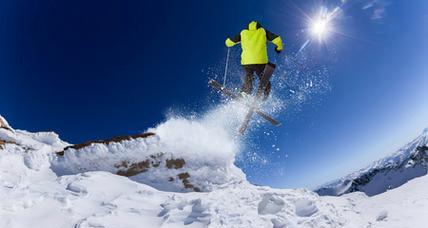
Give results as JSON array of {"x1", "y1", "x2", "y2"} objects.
[{"x1": 225, "y1": 21, "x2": 283, "y2": 100}]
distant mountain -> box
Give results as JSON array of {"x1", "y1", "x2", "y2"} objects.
[{"x1": 316, "y1": 128, "x2": 428, "y2": 196}]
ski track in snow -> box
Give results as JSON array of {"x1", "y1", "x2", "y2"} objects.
[{"x1": 1, "y1": 110, "x2": 428, "y2": 228}]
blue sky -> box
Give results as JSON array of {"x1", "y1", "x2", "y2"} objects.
[{"x1": 1, "y1": 0, "x2": 428, "y2": 189}]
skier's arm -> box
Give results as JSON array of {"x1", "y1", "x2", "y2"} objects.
[
  {"x1": 225, "y1": 33, "x2": 241, "y2": 47},
  {"x1": 266, "y1": 30, "x2": 283, "y2": 52}
]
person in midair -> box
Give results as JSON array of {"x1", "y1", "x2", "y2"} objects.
[{"x1": 225, "y1": 21, "x2": 283, "y2": 100}]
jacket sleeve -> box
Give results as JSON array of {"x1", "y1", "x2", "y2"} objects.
[
  {"x1": 266, "y1": 29, "x2": 283, "y2": 51},
  {"x1": 225, "y1": 33, "x2": 241, "y2": 47}
]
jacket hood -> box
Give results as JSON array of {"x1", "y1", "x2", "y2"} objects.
[{"x1": 248, "y1": 21, "x2": 260, "y2": 31}]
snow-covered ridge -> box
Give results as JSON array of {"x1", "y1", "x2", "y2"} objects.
[
  {"x1": 0, "y1": 115, "x2": 13, "y2": 132},
  {"x1": 0, "y1": 114, "x2": 244, "y2": 193},
  {"x1": 51, "y1": 120, "x2": 245, "y2": 193},
  {"x1": 316, "y1": 128, "x2": 428, "y2": 196},
  {"x1": 0, "y1": 116, "x2": 16, "y2": 149}
]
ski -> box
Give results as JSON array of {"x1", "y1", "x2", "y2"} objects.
[
  {"x1": 238, "y1": 106, "x2": 256, "y2": 134},
  {"x1": 208, "y1": 79, "x2": 279, "y2": 126},
  {"x1": 209, "y1": 77, "x2": 280, "y2": 132},
  {"x1": 237, "y1": 63, "x2": 277, "y2": 134}
]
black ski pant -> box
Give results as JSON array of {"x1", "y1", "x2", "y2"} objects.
[{"x1": 241, "y1": 64, "x2": 271, "y2": 99}]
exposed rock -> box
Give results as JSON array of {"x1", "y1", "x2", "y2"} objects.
[
  {"x1": 56, "y1": 132, "x2": 155, "y2": 156},
  {"x1": 178, "y1": 172, "x2": 190, "y2": 179},
  {"x1": 166, "y1": 158, "x2": 185, "y2": 169},
  {"x1": 52, "y1": 132, "x2": 202, "y2": 192},
  {"x1": 114, "y1": 154, "x2": 200, "y2": 191},
  {"x1": 178, "y1": 172, "x2": 201, "y2": 192},
  {"x1": 0, "y1": 139, "x2": 17, "y2": 150},
  {"x1": 116, "y1": 160, "x2": 151, "y2": 176},
  {"x1": 115, "y1": 152, "x2": 165, "y2": 177}
]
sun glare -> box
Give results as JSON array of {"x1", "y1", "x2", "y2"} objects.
[
  {"x1": 306, "y1": 6, "x2": 341, "y2": 43},
  {"x1": 310, "y1": 17, "x2": 330, "y2": 40},
  {"x1": 311, "y1": 18, "x2": 328, "y2": 36},
  {"x1": 298, "y1": 5, "x2": 345, "y2": 52}
]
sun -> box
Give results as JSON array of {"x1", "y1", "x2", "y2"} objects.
[
  {"x1": 306, "y1": 6, "x2": 341, "y2": 43},
  {"x1": 311, "y1": 18, "x2": 328, "y2": 37},
  {"x1": 310, "y1": 17, "x2": 331, "y2": 41},
  {"x1": 298, "y1": 6, "x2": 344, "y2": 52}
]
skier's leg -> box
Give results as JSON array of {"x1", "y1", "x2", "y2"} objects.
[
  {"x1": 255, "y1": 64, "x2": 268, "y2": 99},
  {"x1": 264, "y1": 81, "x2": 271, "y2": 100},
  {"x1": 255, "y1": 64, "x2": 273, "y2": 100},
  {"x1": 241, "y1": 65, "x2": 254, "y2": 95}
]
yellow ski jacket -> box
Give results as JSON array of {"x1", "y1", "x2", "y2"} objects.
[{"x1": 225, "y1": 21, "x2": 283, "y2": 65}]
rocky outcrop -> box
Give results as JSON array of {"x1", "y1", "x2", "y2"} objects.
[
  {"x1": 51, "y1": 132, "x2": 205, "y2": 192},
  {"x1": 1, "y1": 115, "x2": 244, "y2": 193},
  {"x1": 56, "y1": 133, "x2": 155, "y2": 156},
  {"x1": 113, "y1": 153, "x2": 200, "y2": 192},
  {"x1": 0, "y1": 139, "x2": 16, "y2": 149}
]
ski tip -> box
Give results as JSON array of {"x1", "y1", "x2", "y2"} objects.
[
  {"x1": 272, "y1": 120, "x2": 281, "y2": 126},
  {"x1": 238, "y1": 129, "x2": 246, "y2": 135},
  {"x1": 208, "y1": 79, "x2": 223, "y2": 88}
]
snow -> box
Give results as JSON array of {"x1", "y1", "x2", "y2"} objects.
[
  {"x1": 1, "y1": 114, "x2": 428, "y2": 227},
  {"x1": 294, "y1": 199, "x2": 318, "y2": 217},
  {"x1": 0, "y1": 115, "x2": 13, "y2": 131},
  {"x1": 376, "y1": 210, "x2": 388, "y2": 221},
  {"x1": 257, "y1": 194, "x2": 286, "y2": 215},
  {"x1": 51, "y1": 114, "x2": 245, "y2": 192},
  {"x1": 338, "y1": 174, "x2": 428, "y2": 228}
]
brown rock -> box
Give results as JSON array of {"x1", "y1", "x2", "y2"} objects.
[
  {"x1": 166, "y1": 158, "x2": 185, "y2": 169},
  {"x1": 177, "y1": 172, "x2": 200, "y2": 192},
  {"x1": 0, "y1": 139, "x2": 17, "y2": 150},
  {"x1": 114, "y1": 153, "x2": 165, "y2": 177},
  {"x1": 116, "y1": 160, "x2": 150, "y2": 177},
  {"x1": 56, "y1": 132, "x2": 155, "y2": 156},
  {"x1": 178, "y1": 172, "x2": 190, "y2": 180}
]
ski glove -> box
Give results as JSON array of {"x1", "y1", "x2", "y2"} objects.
[{"x1": 275, "y1": 48, "x2": 282, "y2": 54}]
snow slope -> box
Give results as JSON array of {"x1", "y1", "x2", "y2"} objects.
[
  {"x1": 0, "y1": 114, "x2": 345, "y2": 228},
  {"x1": 316, "y1": 128, "x2": 428, "y2": 196},
  {"x1": 1, "y1": 113, "x2": 428, "y2": 228},
  {"x1": 326, "y1": 174, "x2": 428, "y2": 228}
]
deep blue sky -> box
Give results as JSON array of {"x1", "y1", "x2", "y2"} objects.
[{"x1": 1, "y1": 0, "x2": 428, "y2": 189}]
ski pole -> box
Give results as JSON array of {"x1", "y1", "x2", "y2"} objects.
[{"x1": 223, "y1": 48, "x2": 230, "y2": 87}]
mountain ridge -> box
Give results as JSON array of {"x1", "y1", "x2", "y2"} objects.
[{"x1": 316, "y1": 128, "x2": 428, "y2": 196}]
